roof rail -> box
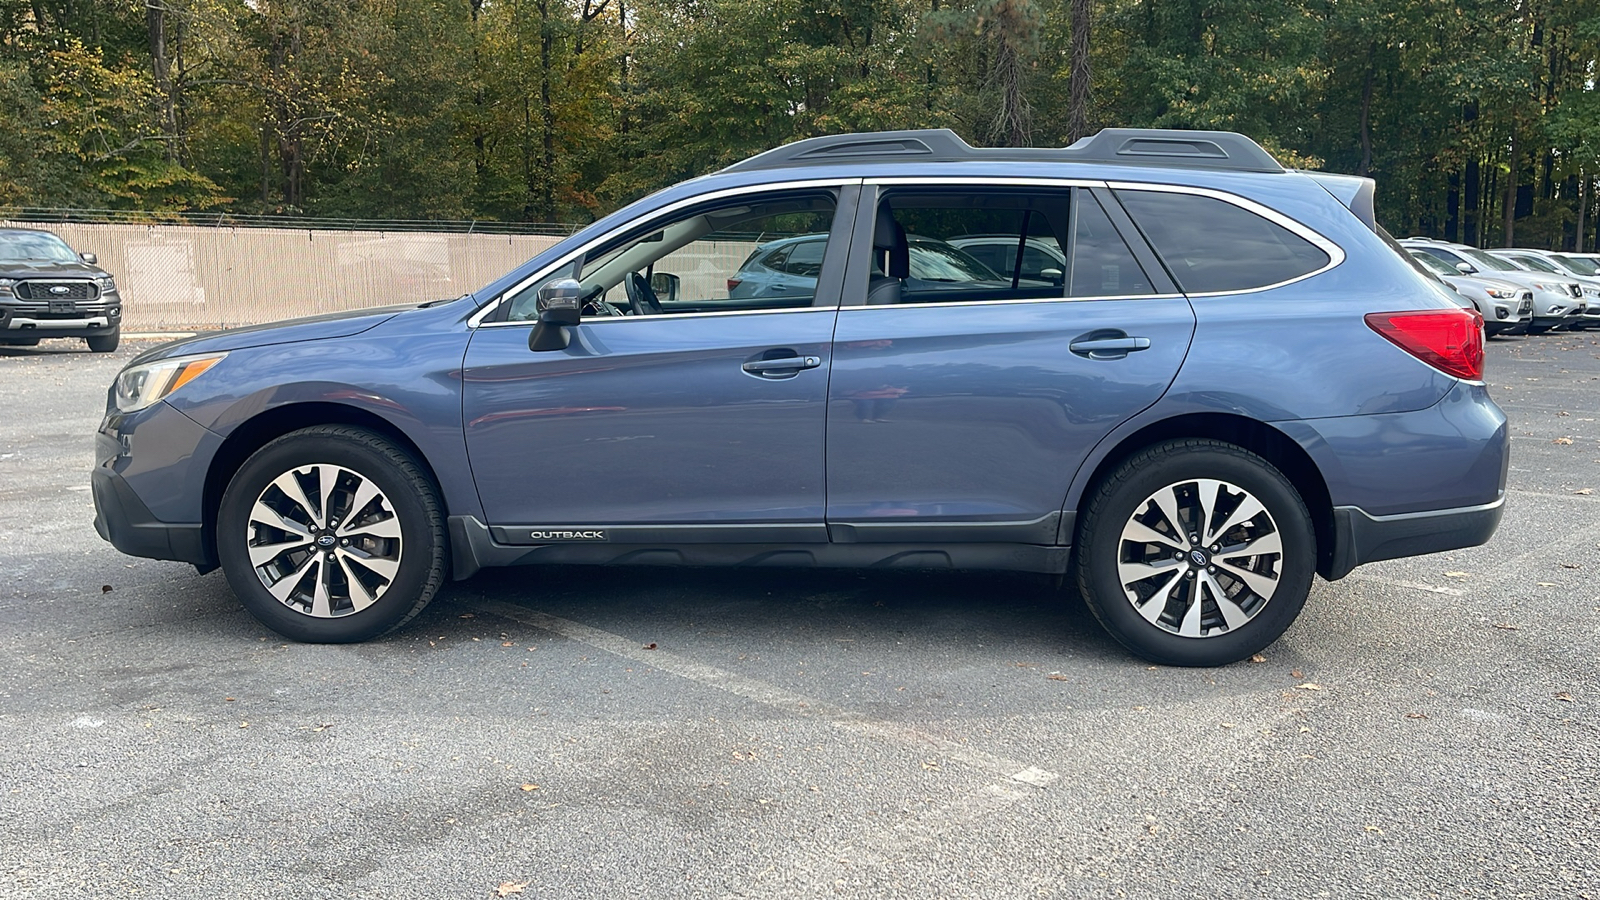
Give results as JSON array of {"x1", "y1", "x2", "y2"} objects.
[{"x1": 721, "y1": 127, "x2": 1285, "y2": 175}]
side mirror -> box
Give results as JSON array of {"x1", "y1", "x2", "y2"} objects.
[
  {"x1": 1455, "y1": 262, "x2": 1477, "y2": 274},
  {"x1": 1040, "y1": 267, "x2": 1064, "y2": 285},
  {"x1": 80, "y1": 252, "x2": 98, "y2": 265},
  {"x1": 529, "y1": 279, "x2": 584, "y2": 352},
  {"x1": 649, "y1": 272, "x2": 680, "y2": 304}
]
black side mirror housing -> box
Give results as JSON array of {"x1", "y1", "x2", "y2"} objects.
[
  {"x1": 529, "y1": 279, "x2": 584, "y2": 351},
  {"x1": 80, "y1": 252, "x2": 98, "y2": 265},
  {"x1": 649, "y1": 272, "x2": 680, "y2": 304}
]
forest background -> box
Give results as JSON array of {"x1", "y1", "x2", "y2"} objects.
[{"x1": 2, "y1": 0, "x2": 1598, "y2": 250}]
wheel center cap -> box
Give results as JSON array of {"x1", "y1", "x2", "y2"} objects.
[
  {"x1": 315, "y1": 534, "x2": 337, "y2": 549},
  {"x1": 1189, "y1": 549, "x2": 1209, "y2": 567}
]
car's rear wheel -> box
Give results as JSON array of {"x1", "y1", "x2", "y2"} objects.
[
  {"x1": 216, "y1": 426, "x2": 447, "y2": 642},
  {"x1": 1075, "y1": 439, "x2": 1314, "y2": 666},
  {"x1": 86, "y1": 332, "x2": 119, "y2": 352}
]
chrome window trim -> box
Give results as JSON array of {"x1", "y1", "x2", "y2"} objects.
[
  {"x1": 481, "y1": 305, "x2": 840, "y2": 328},
  {"x1": 468, "y1": 177, "x2": 859, "y2": 328},
  {"x1": 839, "y1": 294, "x2": 1186, "y2": 313},
  {"x1": 1104, "y1": 181, "x2": 1347, "y2": 296}
]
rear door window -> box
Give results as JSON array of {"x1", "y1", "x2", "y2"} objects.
[{"x1": 1115, "y1": 189, "x2": 1332, "y2": 294}]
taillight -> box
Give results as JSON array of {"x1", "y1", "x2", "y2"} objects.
[
  {"x1": 727, "y1": 278, "x2": 742, "y2": 292},
  {"x1": 1364, "y1": 309, "x2": 1484, "y2": 380}
]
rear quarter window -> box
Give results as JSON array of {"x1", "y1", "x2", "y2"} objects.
[{"x1": 1115, "y1": 189, "x2": 1332, "y2": 294}]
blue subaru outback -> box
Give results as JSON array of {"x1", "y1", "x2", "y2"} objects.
[{"x1": 92, "y1": 129, "x2": 1506, "y2": 666}]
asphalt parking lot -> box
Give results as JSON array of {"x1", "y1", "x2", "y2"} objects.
[{"x1": 1, "y1": 332, "x2": 1597, "y2": 899}]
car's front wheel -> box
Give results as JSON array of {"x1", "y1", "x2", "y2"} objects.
[
  {"x1": 216, "y1": 426, "x2": 447, "y2": 642},
  {"x1": 86, "y1": 331, "x2": 119, "y2": 352},
  {"x1": 1074, "y1": 439, "x2": 1315, "y2": 666}
]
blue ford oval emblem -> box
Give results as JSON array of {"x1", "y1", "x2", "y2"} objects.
[{"x1": 49, "y1": 285, "x2": 71, "y2": 295}]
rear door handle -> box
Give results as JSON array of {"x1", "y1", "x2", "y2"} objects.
[
  {"x1": 742, "y1": 355, "x2": 822, "y2": 375},
  {"x1": 1069, "y1": 334, "x2": 1151, "y2": 360}
]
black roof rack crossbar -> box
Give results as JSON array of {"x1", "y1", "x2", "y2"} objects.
[{"x1": 721, "y1": 127, "x2": 1284, "y2": 175}]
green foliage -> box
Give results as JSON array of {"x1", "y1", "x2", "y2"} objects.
[{"x1": 1, "y1": 0, "x2": 1598, "y2": 248}]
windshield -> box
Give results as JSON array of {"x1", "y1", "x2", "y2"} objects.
[
  {"x1": 1508, "y1": 254, "x2": 1563, "y2": 274},
  {"x1": 1551, "y1": 254, "x2": 1599, "y2": 276},
  {"x1": 1458, "y1": 247, "x2": 1519, "y2": 272},
  {"x1": 0, "y1": 232, "x2": 79, "y2": 264},
  {"x1": 1408, "y1": 250, "x2": 1456, "y2": 277},
  {"x1": 907, "y1": 241, "x2": 1003, "y2": 282}
]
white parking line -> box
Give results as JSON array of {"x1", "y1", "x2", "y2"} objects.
[{"x1": 471, "y1": 599, "x2": 1060, "y2": 789}]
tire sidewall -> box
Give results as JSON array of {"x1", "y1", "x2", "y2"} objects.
[
  {"x1": 1078, "y1": 443, "x2": 1315, "y2": 667},
  {"x1": 217, "y1": 429, "x2": 442, "y2": 643}
]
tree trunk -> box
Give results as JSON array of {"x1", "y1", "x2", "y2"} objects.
[
  {"x1": 539, "y1": 0, "x2": 556, "y2": 220},
  {"x1": 1067, "y1": 0, "x2": 1092, "y2": 143},
  {"x1": 1503, "y1": 125, "x2": 1517, "y2": 247},
  {"x1": 1356, "y1": 45, "x2": 1374, "y2": 177},
  {"x1": 146, "y1": 0, "x2": 178, "y2": 163}
]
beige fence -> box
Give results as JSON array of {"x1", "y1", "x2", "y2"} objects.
[{"x1": 3, "y1": 220, "x2": 563, "y2": 331}]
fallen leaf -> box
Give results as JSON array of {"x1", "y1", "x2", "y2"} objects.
[
  {"x1": 312, "y1": 723, "x2": 332, "y2": 732},
  {"x1": 1492, "y1": 623, "x2": 1520, "y2": 631},
  {"x1": 1365, "y1": 825, "x2": 1384, "y2": 834},
  {"x1": 224, "y1": 697, "x2": 236, "y2": 702},
  {"x1": 1290, "y1": 669, "x2": 1304, "y2": 679},
  {"x1": 1443, "y1": 571, "x2": 1469, "y2": 578},
  {"x1": 1574, "y1": 488, "x2": 1594, "y2": 495},
  {"x1": 459, "y1": 613, "x2": 475, "y2": 618},
  {"x1": 1560, "y1": 563, "x2": 1581, "y2": 569},
  {"x1": 1558, "y1": 410, "x2": 1570, "y2": 417},
  {"x1": 1296, "y1": 683, "x2": 1324, "y2": 691},
  {"x1": 520, "y1": 783, "x2": 539, "y2": 791},
  {"x1": 1220, "y1": 722, "x2": 1235, "y2": 728},
  {"x1": 494, "y1": 882, "x2": 529, "y2": 897},
  {"x1": 239, "y1": 722, "x2": 249, "y2": 728},
  {"x1": 1249, "y1": 653, "x2": 1267, "y2": 663},
  {"x1": 1046, "y1": 673, "x2": 1069, "y2": 681},
  {"x1": 100, "y1": 585, "x2": 113, "y2": 593},
  {"x1": 1554, "y1": 693, "x2": 1575, "y2": 703},
  {"x1": 642, "y1": 643, "x2": 657, "y2": 650},
  {"x1": 1553, "y1": 437, "x2": 1574, "y2": 445},
  {"x1": 1537, "y1": 582, "x2": 1557, "y2": 587},
  {"x1": 920, "y1": 760, "x2": 939, "y2": 770},
  {"x1": 1405, "y1": 712, "x2": 1428, "y2": 720},
  {"x1": 1013, "y1": 662, "x2": 1037, "y2": 668}
]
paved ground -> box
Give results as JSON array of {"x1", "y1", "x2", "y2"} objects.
[{"x1": 1, "y1": 332, "x2": 1596, "y2": 899}]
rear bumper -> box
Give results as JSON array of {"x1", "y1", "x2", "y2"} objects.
[
  {"x1": 91, "y1": 465, "x2": 216, "y2": 571},
  {"x1": 1323, "y1": 496, "x2": 1504, "y2": 580}
]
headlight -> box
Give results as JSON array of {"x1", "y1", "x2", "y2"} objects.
[
  {"x1": 0, "y1": 278, "x2": 14, "y2": 297},
  {"x1": 114, "y1": 353, "x2": 227, "y2": 413},
  {"x1": 1484, "y1": 287, "x2": 1518, "y2": 299},
  {"x1": 94, "y1": 275, "x2": 116, "y2": 291}
]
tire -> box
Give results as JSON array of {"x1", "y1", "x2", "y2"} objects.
[
  {"x1": 1074, "y1": 439, "x2": 1315, "y2": 667},
  {"x1": 216, "y1": 426, "x2": 447, "y2": 642},
  {"x1": 86, "y1": 332, "x2": 120, "y2": 352}
]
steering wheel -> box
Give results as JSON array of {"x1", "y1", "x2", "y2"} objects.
[{"x1": 624, "y1": 272, "x2": 663, "y2": 316}]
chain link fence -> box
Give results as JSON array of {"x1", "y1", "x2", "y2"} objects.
[{"x1": 2, "y1": 213, "x2": 570, "y2": 331}]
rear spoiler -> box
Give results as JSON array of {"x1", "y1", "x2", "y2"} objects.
[{"x1": 1305, "y1": 172, "x2": 1377, "y2": 232}]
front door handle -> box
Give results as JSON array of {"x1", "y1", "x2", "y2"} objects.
[
  {"x1": 1069, "y1": 333, "x2": 1151, "y2": 360},
  {"x1": 742, "y1": 355, "x2": 822, "y2": 375}
]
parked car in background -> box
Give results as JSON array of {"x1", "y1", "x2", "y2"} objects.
[
  {"x1": 94, "y1": 127, "x2": 1505, "y2": 667},
  {"x1": 729, "y1": 233, "x2": 1023, "y2": 302},
  {"x1": 1401, "y1": 238, "x2": 1584, "y2": 332},
  {"x1": 1489, "y1": 249, "x2": 1600, "y2": 329},
  {"x1": 947, "y1": 235, "x2": 1067, "y2": 285},
  {"x1": 0, "y1": 228, "x2": 121, "y2": 351},
  {"x1": 1406, "y1": 249, "x2": 1531, "y2": 335}
]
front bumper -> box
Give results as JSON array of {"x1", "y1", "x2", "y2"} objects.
[
  {"x1": 1324, "y1": 496, "x2": 1504, "y2": 580},
  {"x1": 92, "y1": 465, "x2": 216, "y2": 571},
  {"x1": 1, "y1": 303, "x2": 121, "y2": 339}
]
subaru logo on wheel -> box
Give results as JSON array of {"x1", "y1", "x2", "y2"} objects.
[
  {"x1": 1190, "y1": 550, "x2": 1208, "y2": 566},
  {"x1": 48, "y1": 285, "x2": 71, "y2": 295}
]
